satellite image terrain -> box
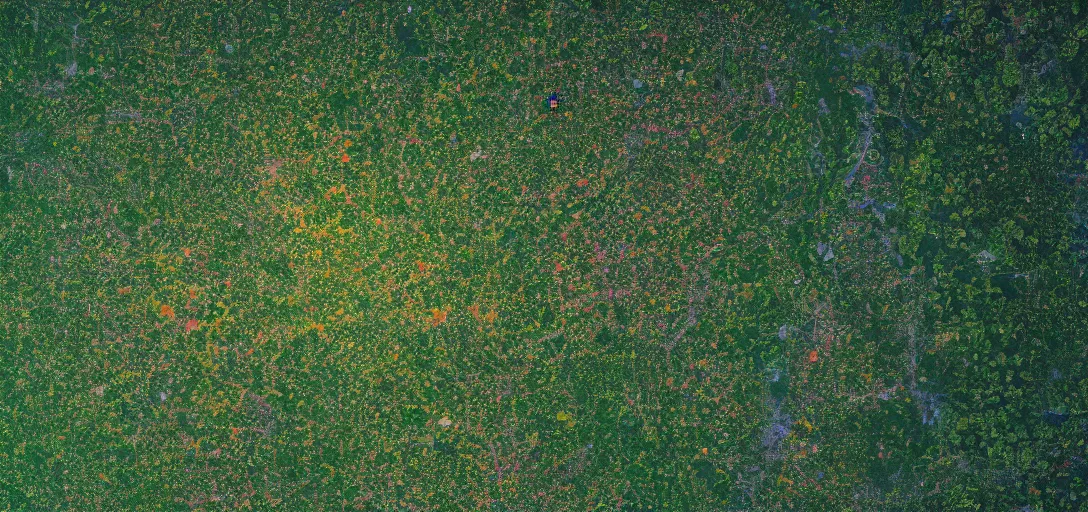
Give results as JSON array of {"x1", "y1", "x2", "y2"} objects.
[{"x1": 2, "y1": 1, "x2": 1088, "y2": 510}]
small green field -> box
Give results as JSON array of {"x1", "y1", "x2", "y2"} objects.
[{"x1": 2, "y1": 1, "x2": 1087, "y2": 510}]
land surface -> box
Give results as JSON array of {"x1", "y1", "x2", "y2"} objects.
[{"x1": 1, "y1": 1, "x2": 1087, "y2": 510}]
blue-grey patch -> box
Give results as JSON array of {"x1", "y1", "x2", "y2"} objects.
[{"x1": 1043, "y1": 410, "x2": 1069, "y2": 426}]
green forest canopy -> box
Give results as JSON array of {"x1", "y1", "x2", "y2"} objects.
[{"x1": 1, "y1": 0, "x2": 1087, "y2": 510}]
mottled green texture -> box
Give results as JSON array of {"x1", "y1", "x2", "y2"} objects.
[{"x1": 1, "y1": 1, "x2": 1087, "y2": 510}]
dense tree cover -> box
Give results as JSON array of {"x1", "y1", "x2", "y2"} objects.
[{"x1": 1, "y1": 0, "x2": 1086, "y2": 510}]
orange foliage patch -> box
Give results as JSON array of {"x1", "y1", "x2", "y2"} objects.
[{"x1": 430, "y1": 308, "x2": 448, "y2": 326}]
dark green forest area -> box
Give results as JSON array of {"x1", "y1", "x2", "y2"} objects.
[{"x1": 1, "y1": 0, "x2": 1087, "y2": 510}]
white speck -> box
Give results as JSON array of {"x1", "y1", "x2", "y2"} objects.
[
  {"x1": 407, "y1": 6, "x2": 412, "y2": 13},
  {"x1": 159, "y1": 392, "x2": 167, "y2": 403}
]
